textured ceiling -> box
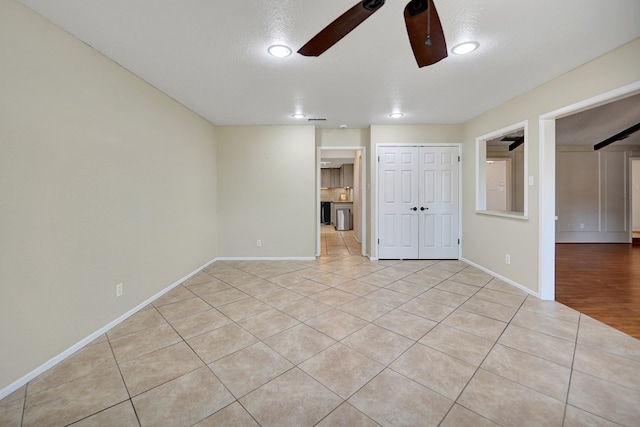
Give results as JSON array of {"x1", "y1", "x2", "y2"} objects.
[{"x1": 15, "y1": 0, "x2": 640, "y2": 129}]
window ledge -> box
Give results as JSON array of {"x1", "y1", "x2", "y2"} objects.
[{"x1": 476, "y1": 210, "x2": 529, "y2": 221}]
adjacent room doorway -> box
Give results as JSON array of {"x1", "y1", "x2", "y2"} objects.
[
  {"x1": 317, "y1": 146, "x2": 367, "y2": 257},
  {"x1": 539, "y1": 81, "x2": 640, "y2": 300}
]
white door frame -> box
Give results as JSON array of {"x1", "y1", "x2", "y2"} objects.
[
  {"x1": 538, "y1": 80, "x2": 640, "y2": 300},
  {"x1": 374, "y1": 143, "x2": 462, "y2": 260},
  {"x1": 485, "y1": 158, "x2": 512, "y2": 211},
  {"x1": 631, "y1": 158, "x2": 640, "y2": 241},
  {"x1": 317, "y1": 146, "x2": 367, "y2": 257}
]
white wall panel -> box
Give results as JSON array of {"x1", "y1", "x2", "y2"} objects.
[
  {"x1": 604, "y1": 151, "x2": 627, "y2": 232},
  {"x1": 556, "y1": 147, "x2": 631, "y2": 242}
]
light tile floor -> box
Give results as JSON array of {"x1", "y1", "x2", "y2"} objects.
[
  {"x1": 321, "y1": 224, "x2": 361, "y2": 256},
  {"x1": 2, "y1": 232, "x2": 640, "y2": 425}
]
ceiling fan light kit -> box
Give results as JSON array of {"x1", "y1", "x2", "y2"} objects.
[
  {"x1": 267, "y1": 44, "x2": 292, "y2": 58},
  {"x1": 452, "y1": 41, "x2": 479, "y2": 55},
  {"x1": 298, "y1": 0, "x2": 448, "y2": 68}
]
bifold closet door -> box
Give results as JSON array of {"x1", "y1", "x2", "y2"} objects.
[
  {"x1": 418, "y1": 146, "x2": 459, "y2": 259},
  {"x1": 378, "y1": 146, "x2": 459, "y2": 259}
]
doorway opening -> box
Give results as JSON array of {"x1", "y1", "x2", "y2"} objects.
[
  {"x1": 317, "y1": 146, "x2": 367, "y2": 258},
  {"x1": 486, "y1": 158, "x2": 512, "y2": 211},
  {"x1": 539, "y1": 80, "x2": 640, "y2": 301}
]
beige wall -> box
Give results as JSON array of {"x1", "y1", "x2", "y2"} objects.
[
  {"x1": 216, "y1": 126, "x2": 316, "y2": 257},
  {"x1": 0, "y1": 0, "x2": 218, "y2": 389},
  {"x1": 316, "y1": 128, "x2": 370, "y2": 148},
  {"x1": 461, "y1": 37, "x2": 640, "y2": 294}
]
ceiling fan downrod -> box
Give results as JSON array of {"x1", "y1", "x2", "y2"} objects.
[
  {"x1": 405, "y1": 0, "x2": 432, "y2": 46},
  {"x1": 407, "y1": 0, "x2": 428, "y2": 16},
  {"x1": 425, "y1": 0, "x2": 432, "y2": 46},
  {"x1": 363, "y1": 0, "x2": 385, "y2": 11}
]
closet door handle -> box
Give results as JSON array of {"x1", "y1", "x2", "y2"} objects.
[
  {"x1": 410, "y1": 207, "x2": 418, "y2": 211},
  {"x1": 420, "y1": 207, "x2": 428, "y2": 211}
]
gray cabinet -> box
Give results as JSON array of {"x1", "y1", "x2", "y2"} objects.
[
  {"x1": 330, "y1": 168, "x2": 341, "y2": 187},
  {"x1": 340, "y1": 164, "x2": 354, "y2": 188},
  {"x1": 322, "y1": 165, "x2": 354, "y2": 188},
  {"x1": 321, "y1": 169, "x2": 331, "y2": 188}
]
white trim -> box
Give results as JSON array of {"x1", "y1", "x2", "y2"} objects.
[
  {"x1": 630, "y1": 157, "x2": 640, "y2": 242},
  {"x1": 538, "y1": 80, "x2": 640, "y2": 301},
  {"x1": 461, "y1": 257, "x2": 538, "y2": 298},
  {"x1": 317, "y1": 147, "x2": 322, "y2": 256},
  {"x1": 540, "y1": 82, "x2": 640, "y2": 122},
  {"x1": 317, "y1": 146, "x2": 368, "y2": 257},
  {"x1": 215, "y1": 257, "x2": 316, "y2": 261},
  {"x1": 539, "y1": 117, "x2": 556, "y2": 300},
  {"x1": 475, "y1": 210, "x2": 529, "y2": 221},
  {"x1": 0, "y1": 257, "x2": 217, "y2": 401}
]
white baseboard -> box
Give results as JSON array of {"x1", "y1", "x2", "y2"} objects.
[
  {"x1": 0, "y1": 257, "x2": 218, "y2": 401},
  {"x1": 460, "y1": 257, "x2": 540, "y2": 299},
  {"x1": 216, "y1": 257, "x2": 316, "y2": 261}
]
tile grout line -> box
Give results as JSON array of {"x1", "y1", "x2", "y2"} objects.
[
  {"x1": 435, "y1": 283, "x2": 531, "y2": 426},
  {"x1": 10, "y1": 258, "x2": 637, "y2": 426}
]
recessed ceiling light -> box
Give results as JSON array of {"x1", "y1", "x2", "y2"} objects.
[
  {"x1": 389, "y1": 112, "x2": 404, "y2": 119},
  {"x1": 291, "y1": 113, "x2": 306, "y2": 119},
  {"x1": 268, "y1": 45, "x2": 292, "y2": 58},
  {"x1": 452, "y1": 41, "x2": 479, "y2": 55}
]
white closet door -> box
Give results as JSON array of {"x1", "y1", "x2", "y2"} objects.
[
  {"x1": 378, "y1": 146, "x2": 420, "y2": 259},
  {"x1": 378, "y1": 145, "x2": 459, "y2": 260},
  {"x1": 418, "y1": 146, "x2": 459, "y2": 259}
]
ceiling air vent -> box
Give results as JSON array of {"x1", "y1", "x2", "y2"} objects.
[{"x1": 308, "y1": 118, "x2": 327, "y2": 122}]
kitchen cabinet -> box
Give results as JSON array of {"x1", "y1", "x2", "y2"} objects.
[
  {"x1": 321, "y1": 165, "x2": 354, "y2": 188},
  {"x1": 321, "y1": 169, "x2": 331, "y2": 188},
  {"x1": 340, "y1": 164, "x2": 354, "y2": 188},
  {"x1": 330, "y1": 168, "x2": 341, "y2": 187}
]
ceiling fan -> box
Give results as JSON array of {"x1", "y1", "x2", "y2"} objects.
[
  {"x1": 501, "y1": 134, "x2": 525, "y2": 151},
  {"x1": 298, "y1": 0, "x2": 447, "y2": 67}
]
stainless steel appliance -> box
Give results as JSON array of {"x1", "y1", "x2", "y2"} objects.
[
  {"x1": 320, "y1": 202, "x2": 331, "y2": 225},
  {"x1": 336, "y1": 208, "x2": 351, "y2": 231}
]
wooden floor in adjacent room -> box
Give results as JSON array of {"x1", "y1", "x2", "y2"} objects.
[{"x1": 556, "y1": 243, "x2": 640, "y2": 339}]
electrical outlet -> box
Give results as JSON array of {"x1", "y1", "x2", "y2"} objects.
[
  {"x1": 256, "y1": 240, "x2": 262, "y2": 247},
  {"x1": 116, "y1": 283, "x2": 123, "y2": 297},
  {"x1": 505, "y1": 255, "x2": 511, "y2": 265},
  {"x1": 580, "y1": 223, "x2": 585, "y2": 229}
]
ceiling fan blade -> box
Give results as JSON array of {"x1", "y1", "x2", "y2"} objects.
[
  {"x1": 404, "y1": 0, "x2": 447, "y2": 67},
  {"x1": 298, "y1": 0, "x2": 386, "y2": 57},
  {"x1": 594, "y1": 122, "x2": 640, "y2": 150},
  {"x1": 509, "y1": 136, "x2": 525, "y2": 151}
]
